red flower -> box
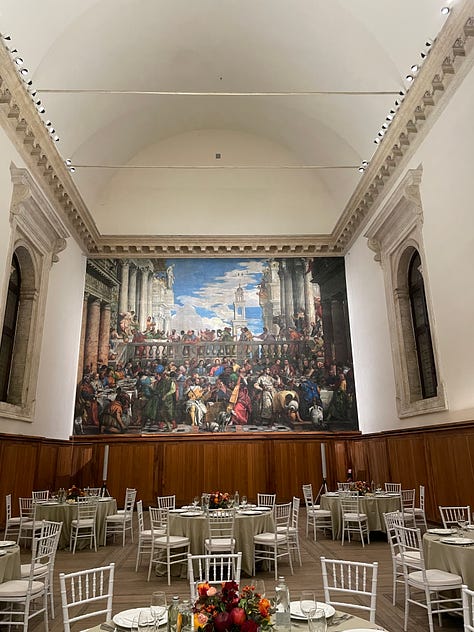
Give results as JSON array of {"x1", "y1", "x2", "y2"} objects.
[{"x1": 241, "y1": 620, "x2": 259, "y2": 632}]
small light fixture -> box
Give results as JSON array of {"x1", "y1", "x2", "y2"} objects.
[
  {"x1": 411, "y1": 64, "x2": 419, "y2": 73},
  {"x1": 69, "y1": 167, "x2": 76, "y2": 173},
  {"x1": 425, "y1": 39, "x2": 433, "y2": 48},
  {"x1": 65, "y1": 159, "x2": 72, "y2": 166},
  {"x1": 361, "y1": 160, "x2": 369, "y2": 166},
  {"x1": 19, "y1": 68, "x2": 29, "y2": 76},
  {"x1": 406, "y1": 74, "x2": 414, "y2": 82},
  {"x1": 374, "y1": 138, "x2": 380, "y2": 144},
  {"x1": 421, "y1": 51, "x2": 427, "y2": 60},
  {"x1": 14, "y1": 56, "x2": 24, "y2": 66},
  {"x1": 46, "y1": 121, "x2": 52, "y2": 127},
  {"x1": 441, "y1": 6, "x2": 451, "y2": 15},
  {"x1": 1, "y1": 34, "x2": 12, "y2": 41},
  {"x1": 37, "y1": 105, "x2": 45, "y2": 113},
  {"x1": 53, "y1": 135, "x2": 59, "y2": 142},
  {"x1": 358, "y1": 167, "x2": 364, "y2": 173}
]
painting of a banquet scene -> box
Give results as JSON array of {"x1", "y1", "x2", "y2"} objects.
[{"x1": 74, "y1": 256, "x2": 358, "y2": 435}]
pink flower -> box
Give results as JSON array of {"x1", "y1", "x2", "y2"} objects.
[
  {"x1": 196, "y1": 613, "x2": 209, "y2": 626},
  {"x1": 207, "y1": 586, "x2": 217, "y2": 597}
]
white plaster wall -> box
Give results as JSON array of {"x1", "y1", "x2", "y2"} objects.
[
  {"x1": 0, "y1": 128, "x2": 86, "y2": 439},
  {"x1": 93, "y1": 129, "x2": 338, "y2": 235},
  {"x1": 347, "y1": 63, "x2": 474, "y2": 432},
  {"x1": 34, "y1": 241, "x2": 86, "y2": 440}
]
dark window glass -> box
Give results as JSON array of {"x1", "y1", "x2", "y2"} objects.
[
  {"x1": 0, "y1": 254, "x2": 21, "y2": 401},
  {"x1": 408, "y1": 251, "x2": 437, "y2": 398}
]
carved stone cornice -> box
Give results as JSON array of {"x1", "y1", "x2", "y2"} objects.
[
  {"x1": 333, "y1": 1, "x2": 474, "y2": 252},
  {"x1": 0, "y1": 45, "x2": 100, "y2": 254},
  {"x1": 0, "y1": 2, "x2": 473, "y2": 259}
]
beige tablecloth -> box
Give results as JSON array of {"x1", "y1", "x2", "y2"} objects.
[
  {"x1": 89, "y1": 609, "x2": 386, "y2": 631},
  {"x1": 169, "y1": 509, "x2": 274, "y2": 576},
  {"x1": 35, "y1": 498, "x2": 117, "y2": 550},
  {"x1": 0, "y1": 544, "x2": 21, "y2": 582},
  {"x1": 320, "y1": 493, "x2": 401, "y2": 539},
  {"x1": 424, "y1": 529, "x2": 474, "y2": 588}
]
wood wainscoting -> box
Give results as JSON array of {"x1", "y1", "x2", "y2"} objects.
[{"x1": 1, "y1": 420, "x2": 473, "y2": 527}]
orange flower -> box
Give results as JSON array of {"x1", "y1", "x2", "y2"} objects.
[{"x1": 259, "y1": 598, "x2": 271, "y2": 618}]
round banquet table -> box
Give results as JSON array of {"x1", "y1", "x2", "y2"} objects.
[
  {"x1": 0, "y1": 543, "x2": 21, "y2": 582},
  {"x1": 169, "y1": 508, "x2": 274, "y2": 576},
  {"x1": 320, "y1": 492, "x2": 401, "y2": 539},
  {"x1": 35, "y1": 498, "x2": 117, "y2": 550},
  {"x1": 423, "y1": 528, "x2": 474, "y2": 588},
  {"x1": 89, "y1": 608, "x2": 387, "y2": 631}
]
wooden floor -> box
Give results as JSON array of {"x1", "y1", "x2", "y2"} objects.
[{"x1": 26, "y1": 511, "x2": 464, "y2": 632}]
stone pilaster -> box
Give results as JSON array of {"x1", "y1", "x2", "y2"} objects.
[
  {"x1": 77, "y1": 292, "x2": 89, "y2": 381},
  {"x1": 128, "y1": 264, "x2": 137, "y2": 313},
  {"x1": 98, "y1": 303, "x2": 112, "y2": 366},
  {"x1": 119, "y1": 260, "x2": 130, "y2": 314}
]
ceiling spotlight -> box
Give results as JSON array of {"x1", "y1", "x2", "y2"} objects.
[
  {"x1": 386, "y1": 114, "x2": 394, "y2": 121},
  {"x1": 406, "y1": 74, "x2": 414, "y2": 82},
  {"x1": 19, "y1": 68, "x2": 29, "y2": 76},
  {"x1": 65, "y1": 159, "x2": 72, "y2": 166},
  {"x1": 69, "y1": 167, "x2": 76, "y2": 173},
  {"x1": 421, "y1": 52, "x2": 427, "y2": 59},
  {"x1": 411, "y1": 64, "x2": 420, "y2": 73},
  {"x1": 49, "y1": 128, "x2": 55, "y2": 135},
  {"x1": 361, "y1": 160, "x2": 369, "y2": 166},
  {"x1": 425, "y1": 39, "x2": 433, "y2": 48},
  {"x1": 30, "y1": 90, "x2": 37, "y2": 97},
  {"x1": 374, "y1": 138, "x2": 380, "y2": 144},
  {"x1": 34, "y1": 99, "x2": 42, "y2": 106},
  {"x1": 37, "y1": 105, "x2": 45, "y2": 113},
  {"x1": 46, "y1": 120, "x2": 52, "y2": 127},
  {"x1": 14, "y1": 57, "x2": 24, "y2": 66},
  {"x1": 25, "y1": 80, "x2": 33, "y2": 87},
  {"x1": 399, "y1": 89, "x2": 406, "y2": 96},
  {"x1": 441, "y1": 6, "x2": 451, "y2": 15},
  {"x1": 378, "y1": 130, "x2": 385, "y2": 137},
  {"x1": 382, "y1": 123, "x2": 388, "y2": 130},
  {"x1": 358, "y1": 167, "x2": 364, "y2": 173},
  {"x1": 1, "y1": 34, "x2": 12, "y2": 41},
  {"x1": 53, "y1": 135, "x2": 59, "y2": 142}
]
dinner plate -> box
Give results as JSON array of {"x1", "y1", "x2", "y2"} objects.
[
  {"x1": 113, "y1": 607, "x2": 167, "y2": 628},
  {"x1": 181, "y1": 511, "x2": 203, "y2": 517},
  {"x1": 427, "y1": 528, "x2": 455, "y2": 535},
  {"x1": 0, "y1": 541, "x2": 17, "y2": 548},
  {"x1": 240, "y1": 510, "x2": 261, "y2": 516},
  {"x1": 254, "y1": 506, "x2": 272, "y2": 512},
  {"x1": 289, "y1": 601, "x2": 335, "y2": 619},
  {"x1": 169, "y1": 508, "x2": 186, "y2": 513},
  {"x1": 440, "y1": 537, "x2": 473, "y2": 546},
  {"x1": 324, "y1": 492, "x2": 339, "y2": 497}
]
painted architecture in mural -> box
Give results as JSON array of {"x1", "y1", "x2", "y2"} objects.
[{"x1": 74, "y1": 257, "x2": 357, "y2": 435}]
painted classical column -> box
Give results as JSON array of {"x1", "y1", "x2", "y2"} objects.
[
  {"x1": 139, "y1": 267, "x2": 148, "y2": 332},
  {"x1": 147, "y1": 270, "x2": 154, "y2": 324},
  {"x1": 77, "y1": 292, "x2": 89, "y2": 381},
  {"x1": 84, "y1": 297, "x2": 101, "y2": 374},
  {"x1": 292, "y1": 259, "x2": 306, "y2": 318},
  {"x1": 119, "y1": 260, "x2": 130, "y2": 314},
  {"x1": 282, "y1": 261, "x2": 294, "y2": 328},
  {"x1": 98, "y1": 303, "x2": 111, "y2": 366},
  {"x1": 128, "y1": 264, "x2": 137, "y2": 313},
  {"x1": 303, "y1": 258, "x2": 316, "y2": 326},
  {"x1": 278, "y1": 261, "x2": 287, "y2": 327}
]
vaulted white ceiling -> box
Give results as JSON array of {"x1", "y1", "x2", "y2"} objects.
[{"x1": 0, "y1": 0, "x2": 456, "y2": 240}]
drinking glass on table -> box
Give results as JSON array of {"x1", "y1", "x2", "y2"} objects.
[
  {"x1": 241, "y1": 495, "x2": 247, "y2": 507},
  {"x1": 192, "y1": 496, "x2": 200, "y2": 508},
  {"x1": 457, "y1": 519, "x2": 468, "y2": 534},
  {"x1": 300, "y1": 590, "x2": 317, "y2": 620},
  {"x1": 308, "y1": 608, "x2": 327, "y2": 632},
  {"x1": 253, "y1": 579, "x2": 266, "y2": 598},
  {"x1": 150, "y1": 591, "x2": 167, "y2": 629}
]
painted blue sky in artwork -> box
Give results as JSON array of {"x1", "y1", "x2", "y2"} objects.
[{"x1": 166, "y1": 258, "x2": 266, "y2": 334}]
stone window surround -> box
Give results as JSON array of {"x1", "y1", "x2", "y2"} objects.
[
  {"x1": 0, "y1": 164, "x2": 68, "y2": 423},
  {"x1": 365, "y1": 167, "x2": 447, "y2": 418}
]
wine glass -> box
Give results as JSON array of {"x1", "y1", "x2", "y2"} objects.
[
  {"x1": 253, "y1": 579, "x2": 266, "y2": 598},
  {"x1": 150, "y1": 591, "x2": 167, "y2": 629},
  {"x1": 192, "y1": 496, "x2": 200, "y2": 508},
  {"x1": 300, "y1": 590, "x2": 317, "y2": 620},
  {"x1": 241, "y1": 495, "x2": 248, "y2": 508},
  {"x1": 308, "y1": 608, "x2": 327, "y2": 632},
  {"x1": 457, "y1": 519, "x2": 468, "y2": 534}
]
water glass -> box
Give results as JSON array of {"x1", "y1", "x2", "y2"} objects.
[
  {"x1": 241, "y1": 495, "x2": 248, "y2": 507},
  {"x1": 308, "y1": 608, "x2": 327, "y2": 632},
  {"x1": 150, "y1": 591, "x2": 167, "y2": 629},
  {"x1": 253, "y1": 579, "x2": 266, "y2": 597},
  {"x1": 300, "y1": 590, "x2": 317, "y2": 619}
]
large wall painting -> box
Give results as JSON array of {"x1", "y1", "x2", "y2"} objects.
[{"x1": 74, "y1": 257, "x2": 358, "y2": 435}]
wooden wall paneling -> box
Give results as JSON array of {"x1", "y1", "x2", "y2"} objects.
[
  {"x1": 332, "y1": 440, "x2": 351, "y2": 485},
  {"x1": 424, "y1": 429, "x2": 474, "y2": 515},
  {"x1": 347, "y1": 439, "x2": 369, "y2": 481},
  {"x1": 364, "y1": 438, "x2": 390, "y2": 488},
  {"x1": 162, "y1": 440, "x2": 205, "y2": 506}
]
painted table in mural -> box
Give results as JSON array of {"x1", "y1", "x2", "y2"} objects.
[
  {"x1": 35, "y1": 498, "x2": 117, "y2": 550},
  {"x1": 0, "y1": 543, "x2": 20, "y2": 582},
  {"x1": 424, "y1": 528, "x2": 474, "y2": 589},
  {"x1": 169, "y1": 507, "x2": 274, "y2": 576},
  {"x1": 320, "y1": 492, "x2": 401, "y2": 539}
]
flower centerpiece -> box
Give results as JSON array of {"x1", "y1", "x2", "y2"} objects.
[
  {"x1": 193, "y1": 581, "x2": 273, "y2": 632},
  {"x1": 66, "y1": 485, "x2": 84, "y2": 500},
  {"x1": 209, "y1": 491, "x2": 232, "y2": 509},
  {"x1": 350, "y1": 481, "x2": 371, "y2": 495}
]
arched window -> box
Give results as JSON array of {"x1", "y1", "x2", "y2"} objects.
[
  {"x1": 0, "y1": 254, "x2": 21, "y2": 401},
  {"x1": 408, "y1": 251, "x2": 437, "y2": 399}
]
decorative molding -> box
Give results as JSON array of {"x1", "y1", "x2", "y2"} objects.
[{"x1": 0, "y1": 3, "x2": 473, "y2": 257}]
